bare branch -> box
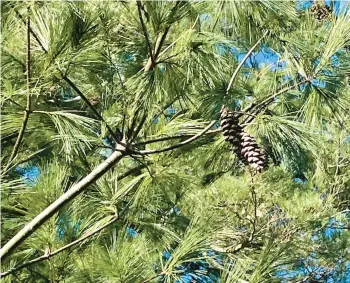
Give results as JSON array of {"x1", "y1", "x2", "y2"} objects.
[{"x1": 0, "y1": 216, "x2": 119, "y2": 278}]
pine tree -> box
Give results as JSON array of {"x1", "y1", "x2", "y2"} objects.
[{"x1": 1, "y1": 1, "x2": 350, "y2": 282}]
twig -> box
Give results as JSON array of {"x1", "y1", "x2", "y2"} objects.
[
  {"x1": 13, "y1": 6, "x2": 47, "y2": 53},
  {"x1": 241, "y1": 80, "x2": 306, "y2": 123},
  {"x1": 131, "y1": 113, "x2": 147, "y2": 141},
  {"x1": 137, "y1": 0, "x2": 155, "y2": 66},
  {"x1": 4, "y1": 7, "x2": 32, "y2": 172},
  {"x1": 211, "y1": 1, "x2": 225, "y2": 32},
  {"x1": 134, "y1": 128, "x2": 221, "y2": 147},
  {"x1": 11, "y1": 148, "x2": 47, "y2": 168},
  {"x1": 137, "y1": 121, "x2": 216, "y2": 155},
  {"x1": 249, "y1": 183, "x2": 258, "y2": 242},
  {"x1": 117, "y1": 164, "x2": 148, "y2": 181},
  {"x1": 0, "y1": 217, "x2": 119, "y2": 278},
  {"x1": 62, "y1": 75, "x2": 121, "y2": 144},
  {"x1": 226, "y1": 30, "x2": 269, "y2": 95}
]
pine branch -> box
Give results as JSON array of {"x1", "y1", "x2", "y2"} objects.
[
  {"x1": 13, "y1": 8, "x2": 121, "y2": 145},
  {"x1": 137, "y1": 0, "x2": 155, "y2": 67},
  {"x1": 134, "y1": 128, "x2": 221, "y2": 147},
  {"x1": 241, "y1": 80, "x2": 306, "y2": 124},
  {"x1": 0, "y1": 145, "x2": 125, "y2": 261},
  {"x1": 0, "y1": 216, "x2": 119, "y2": 278},
  {"x1": 129, "y1": 18, "x2": 174, "y2": 141},
  {"x1": 62, "y1": 75, "x2": 121, "y2": 144},
  {"x1": 226, "y1": 30, "x2": 269, "y2": 96},
  {"x1": 1, "y1": 7, "x2": 184, "y2": 260},
  {"x1": 13, "y1": 5, "x2": 47, "y2": 53},
  {"x1": 131, "y1": 113, "x2": 147, "y2": 141},
  {"x1": 137, "y1": 121, "x2": 217, "y2": 155},
  {"x1": 4, "y1": 7, "x2": 32, "y2": 172},
  {"x1": 143, "y1": 7, "x2": 173, "y2": 72},
  {"x1": 117, "y1": 164, "x2": 148, "y2": 181}
]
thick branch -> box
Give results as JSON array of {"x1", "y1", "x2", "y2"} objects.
[
  {"x1": 137, "y1": 121, "x2": 216, "y2": 155},
  {"x1": 0, "y1": 216, "x2": 119, "y2": 278},
  {"x1": 0, "y1": 146, "x2": 125, "y2": 261},
  {"x1": 5, "y1": 7, "x2": 32, "y2": 172}
]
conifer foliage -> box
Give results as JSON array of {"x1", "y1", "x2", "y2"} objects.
[{"x1": 1, "y1": 1, "x2": 350, "y2": 282}]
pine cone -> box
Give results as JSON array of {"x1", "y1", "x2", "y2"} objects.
[
  {"x1": 220, "y1": 107, "x2": 244, "y2": 160},
  {"x1": 311, "y1": 3, "x2": 332, "y2": 21},
  {"x1": 220, "y1": 106, "x2": 269, "y2": 173},
  {"x1": 239, "y1": 132, "x2": 269, "y2": 173}
]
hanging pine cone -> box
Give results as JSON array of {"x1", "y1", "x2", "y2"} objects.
[
  {"x1": 239, "y1": 132, "x2": 269, "y2": 173},
  {"x1": 220, "y1": 106, "x2": 244, "y2": 161},
  {"x1": 311, "y1": 3, "x2": 332, "y2": 21},
  {"x1": 220, "y1": 106, "x2": 269, "y2": 173}
]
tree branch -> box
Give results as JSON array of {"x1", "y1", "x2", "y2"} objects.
[
  {"x1": 0, "y1": 145, "x2": 125, "y2": 261},
  {"x1": 4, "y1": 7, "x2": 32, "y2": 172},
  {"x1": 13, "y1": 6, "x2": 47, "y2": 53},
  {"x1": 143, "y1": 25, "x2": 171, "y2": 72},
  {"x1": 62, "y1": 75, "x2": 120, "y2": 144},
  {"x1": 117, "y1": 164, "x2": 148, "y2": 181},
  {"x1": 226, "y1": 30, "x2": 269, "y2": 95},
  {"x1": 137, "y1": 121, "x2": 217, "y2": 155},
  {"x1": 241, "y1": 80, "x2": 306, "y2": 124},
  {"x1": 134, "y1": 128, "x2": 221, "y2": 147},
  {"x1": 0, "y1": 216, "x2": 119, "y2": 278},
  {"x1": 13, "y1": 8, "x2": 121, "y2": 145},
  {"x1": 137, "y1": 0, "x2": 155, "y2": 67}
]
